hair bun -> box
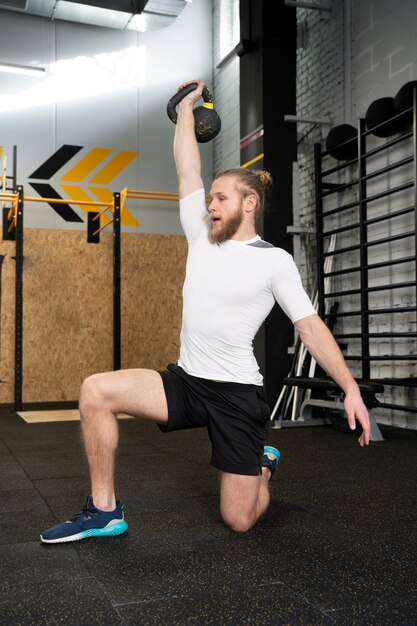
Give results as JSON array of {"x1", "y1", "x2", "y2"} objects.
[{"x1": 253, "y1": 170, "x2": 273, "y2": 189}]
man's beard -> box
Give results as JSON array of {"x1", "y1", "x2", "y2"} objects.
[{"x1": 206, "y1": 207, "x2": 244, "y2": 244}]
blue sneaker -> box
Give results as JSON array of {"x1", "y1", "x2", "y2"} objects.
[
  {"x1": 262, "y1": 446, "x2": 281, "y2": 479},
  {"x1": 40, "y1": 495, "x2": 128, "y2": 544}
]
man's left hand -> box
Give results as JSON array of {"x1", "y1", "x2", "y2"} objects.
[{"x1": 344, "y1": 393, "x2": 371, "y2": 446}]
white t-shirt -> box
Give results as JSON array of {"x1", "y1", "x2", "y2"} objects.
[{"x1": 177, "y1": 188, "x2": 317, "y2": 385}]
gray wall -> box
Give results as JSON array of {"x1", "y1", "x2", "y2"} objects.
[
  {"x1": 212, "y1": 0, "x2": 240, "y2": 175},
  {"x1": 295, "y1": 0, "x2": 417, "y2": 429},
  {"x1": 0, "y1": 1, "x2": 213, "y2": 235}
]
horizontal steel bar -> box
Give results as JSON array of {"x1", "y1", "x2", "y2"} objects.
[
  {"x1": 324, "y1": 288, "x2": 361, "y2": 298},
  {"x1": 319, "y1": 179, "x2": 414, "y2": 206},
  {"x1": 321, "y1": 199, "x2": 359, "y2": 218},
  {"x1": 321, "y1": 155, "x2": 414, "y2": 195},
  {"x1": 284, "y1": 114, "x2": 332, "y2": 124},
  {"x1": 322, "y1": 222, "x2": 359, "y2": 236},
  {"x1": 363, "y1": 128, "x2": 413, "y2": 158},
  {"x1": 333, "y1": 332, "x2": 417, "y2": 339},
  {"x1": 127, "y1": 189, "x2": 179, "y2": 197},
  {"x1": 324, "y1": 310, "x2": 362, "y2": 318},
  {"x1": 321, "y1": 182, "x2": 345, "y2": 191},
  {"x1": 364, "y1": 180, "x2": 414, "y2": 203},
  {"x1": 321, "y1": 178, "x2": 358, "y2": 197},
  {"x1": 321, "y1": 243, "x2": 360, "y2": 257},
  {"x1": 366, "y1": 280, "x2": 416, "y2": 293},
  {"x1": 321, "y1": 229, "x2": 415, "y2": 249},
  {"x1": 362, "y1": 109, "x2": 412, "y2": 138},
  {"x1": 320, "y1": 206, "x2": 415, "y2": 239},
  {"x1": 324, "y1": 306, "x2": 417, "y2": 317},
  {"x1": 365, "y1": 205, "x2": 415, "y2": 227},
  {"x1": 344, "y1": 355, "x2": 417, "y2": 361},
  {"x1": 321, "y1": 232, "x2": 417, "y2": 257},
  {"x1": 366, "y1": 255, "x2": 417, "y2": 270},
  {"x1": 363, "y1": 155, "x2": 413, "y2": 183},
  {"x1": 376, "y1": 402, "x2": 417, "y2": 414},
  {"x1": 323, "y1": 255, "x2": 416, "y2": 278},
  {"x1": 325, "y1": 281, "x2": 416, "y2": 296},
  {"x1": 25, "y1": 195, "x2": 112, "y2": 207},
  {"x1": 324, "y1": 266, "x2": 361, "y2": 277},
  {"x1": 366, "y1": 306, "x2": 417, "y2": 315},
  {"x1": 320, "y1": 122, "x2": 412, "y2": 174},
  {"x1": 320, "y1": 155, "x2": 358, "y2": 177},
  {"x1": 365, "y1": 230, "x2": 415, "y2": 248},
  {"x1": 377, "y1": 378, "x2": 417, "y2": 387}
]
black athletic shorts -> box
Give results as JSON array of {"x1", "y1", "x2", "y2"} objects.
[{"x1": 158, "y1": 363, "x2": 271, "y2": 476}]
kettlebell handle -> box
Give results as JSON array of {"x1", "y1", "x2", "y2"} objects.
[{"x1": 166, "y1": 82, "x2": 214, "y2": 125}]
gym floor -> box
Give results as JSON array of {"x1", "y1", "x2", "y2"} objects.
[{"x1": 0, "y1": 410, "x2": 416, "y2": 625}]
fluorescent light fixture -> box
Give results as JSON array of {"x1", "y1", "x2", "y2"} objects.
[
  {"x1": 184, "y1": 0, "x2": 193, "y2": 3},
  {"x1": 0, "y1": 62, "x2": 45, "y2": 76},
  {"x1": 0, "y1": 45, "x2": 147, "y2": 114}
]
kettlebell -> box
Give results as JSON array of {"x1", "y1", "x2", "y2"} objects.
[{"x1": 167, "y1": 82, "x2": 221, "y2": 143}]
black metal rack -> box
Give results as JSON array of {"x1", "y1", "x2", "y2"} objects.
[{"x1": 314, "y1": 95, "x2": 417, "y2": 415}]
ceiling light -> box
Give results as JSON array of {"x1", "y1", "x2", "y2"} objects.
[{"x1": 0, "y1": 62, "x2": 45, "y2": 76}]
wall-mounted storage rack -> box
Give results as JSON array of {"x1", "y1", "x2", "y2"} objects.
[{"x1": 314, "y1": 95, "x2": 417, "y2": 415}]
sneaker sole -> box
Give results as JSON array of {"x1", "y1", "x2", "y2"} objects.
[
  {"x1": 40, "y1": 520, "x2": 128, "y2": 544},
  {"x1": 264, "y1": 445, "x2": 280, "y2": 461},
  {"x1": 262, "y1": 446, "x2": 280, "y2": 480}
]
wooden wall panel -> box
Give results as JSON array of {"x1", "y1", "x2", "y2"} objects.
[
  {"x1": 0, "y1": 242, "x2": 18, "y2": 404},
  {"x1": 121, "y1": 233, "x2": 187, "y2": 371},
  {"x1": 0, "y1": 228, "x2": 187, "y2": 405},
  {"x1": 23, "y1": 229, "x2": 113, "y2": 403}
]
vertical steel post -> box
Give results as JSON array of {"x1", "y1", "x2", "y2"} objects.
[
  {"x1": 113, "y1": 192, "x2": 121, "y2": 371},
  {"x1": 12, "y1": 145, "x2": 17, "y2": 190},
  {"x1": 314, "y1": 143, "x2": 325, "y2": 319},
  {"x1": 358, "y1": 118, "x2": 370, "y2": 380},
  {"x1": 413, "y1": 87, "x2": 417, "y2": 334},
  {"x1": 14, "y1": 185, "x2": 24, "y2": 410}
]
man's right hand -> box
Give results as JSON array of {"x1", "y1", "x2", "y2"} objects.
[{"x1": 176, "y1": 79, "x2": 204, "y2": 109}]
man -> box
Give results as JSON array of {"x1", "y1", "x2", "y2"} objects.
[{"x1": 40, "y1": 80, "x2": 371, "y2": 543}]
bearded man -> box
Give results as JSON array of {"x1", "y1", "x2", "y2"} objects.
[{"x1": 40, "y1": 81, "x2": 371, "y2": 544}]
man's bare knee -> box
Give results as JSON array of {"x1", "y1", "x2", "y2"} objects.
[
  {"x1": 79, "y1": 374, "x2": 108, "y2": 417},
  {"x1": 221, "y1": 510, "x2": 255, "y2": 533},
  {"x1": 79, "y1": 369, "x2": 168, "y2": 425}
]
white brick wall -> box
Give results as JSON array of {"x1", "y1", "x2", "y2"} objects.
[{"x1": 295, "y1": 0, "x2": 417, "y2": 429}]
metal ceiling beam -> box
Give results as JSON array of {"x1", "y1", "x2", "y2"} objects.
[{"x1": 0, "y1": 0, "x2": 188, "y2": 30}]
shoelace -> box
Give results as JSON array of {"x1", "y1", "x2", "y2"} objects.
[{"x1": 69, "y1": 506, "x2": 99, "y2": 522}]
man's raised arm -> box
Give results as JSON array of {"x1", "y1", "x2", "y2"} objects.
[{"x1": 173, "y1": 80, "x2": 205, "y2": 198}]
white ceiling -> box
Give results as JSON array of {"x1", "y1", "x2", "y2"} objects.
[{"x1": 0, "y1": 0, "x2": 190, "y2": 31}]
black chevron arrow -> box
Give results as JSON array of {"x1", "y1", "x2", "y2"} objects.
[
  {"x1": 29, "y1": 145, "x2": 83, "y2": 179},
  {"x1": 28, "y1": 145, "x2": 84, "y2": 222},
  {"x1": 29, "y1": 183, "x2": 83, "y2": 222}
]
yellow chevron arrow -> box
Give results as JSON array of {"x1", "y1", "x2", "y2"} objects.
[
  {"x1": 59, "y1": 185, "x2": 112, "y2": 226},
  {"x1": 90, "y1": 150, "x2": 139, "y2": 184},
  {"x1": 60, "y1": 148, "x2": 112, "y2": 182}
]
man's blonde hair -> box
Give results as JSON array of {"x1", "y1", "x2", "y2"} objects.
[{"x1": 214, "y1": 169, "x2": 273, "y2": 219}]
